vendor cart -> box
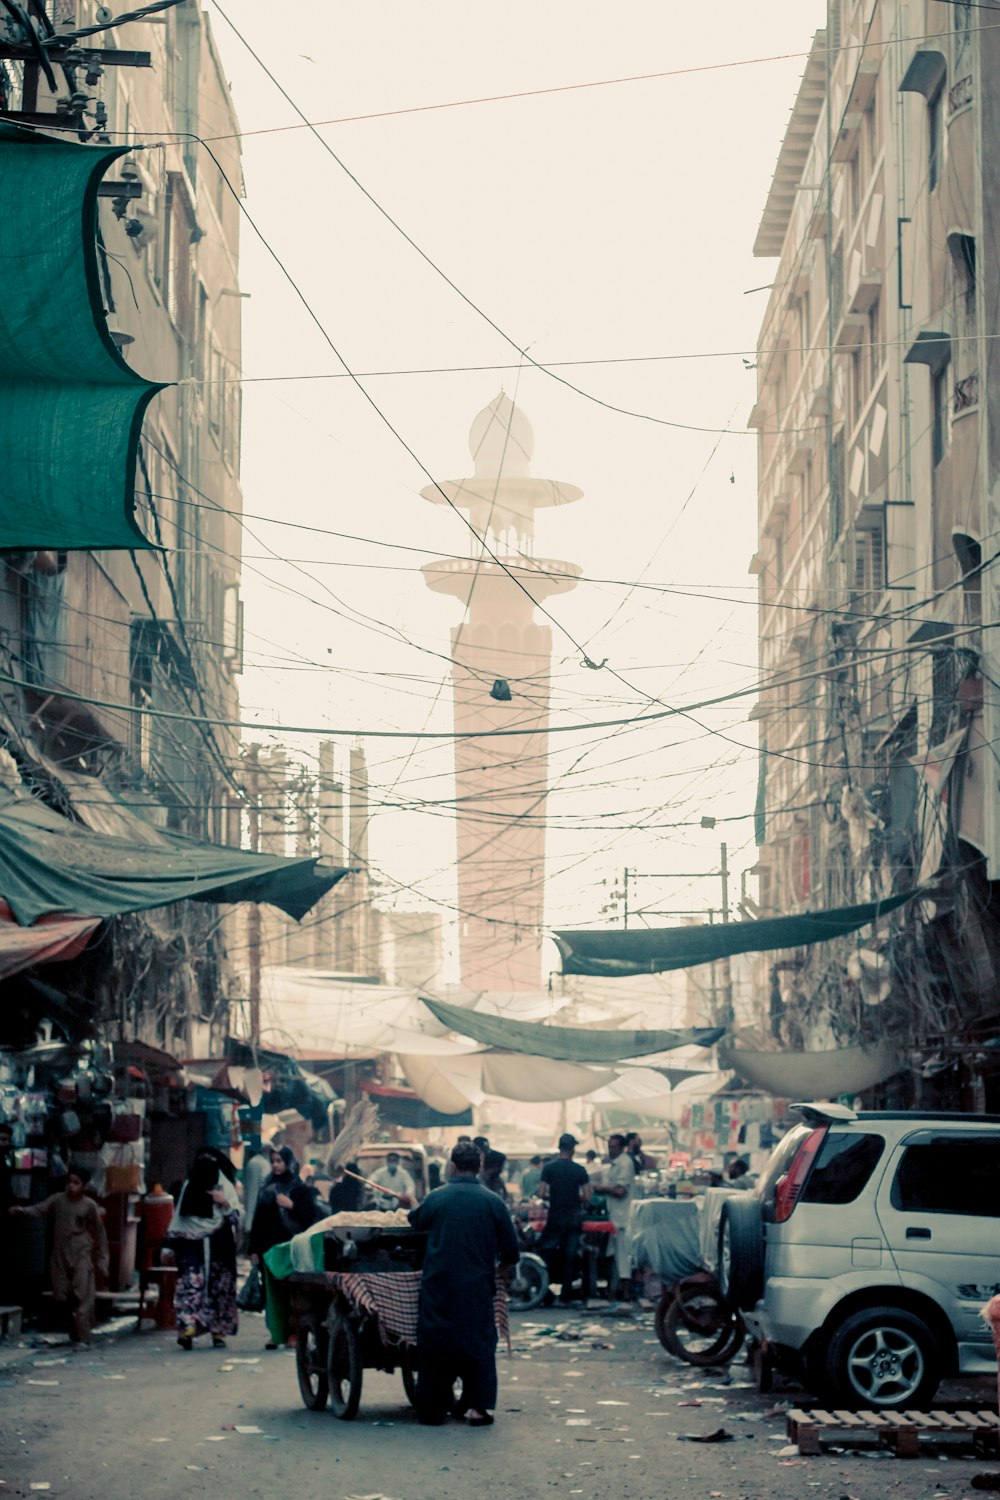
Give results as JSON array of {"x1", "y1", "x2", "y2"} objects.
[
  {"x1": 269, "y1": 1220, "x2": 427, "y2": 1418},
  {"x1": 266, "y1": 1219, "x2": 510, "y2": 1420}
]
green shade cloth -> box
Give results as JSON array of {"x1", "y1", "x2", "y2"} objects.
[
  {"x1": 0, "y1": 121, "x2": 164, "y2": 550},
  {"x1": 554, "y1": 891, "x2": 916, "y2": 977},
  {"x1": 0, "y1": 793, "x2": 348, "y2": 924},
  {"x1": 419, "y1": 994, "x2": 724, "y2": 1063}
]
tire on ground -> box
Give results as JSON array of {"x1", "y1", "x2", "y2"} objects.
[
  {"x1": 819, "y1": 1304, "x2": 940, "y2": 1410},
  {"x1": 717, "y1": 1196, "x2": 765, "y2": 1312}
]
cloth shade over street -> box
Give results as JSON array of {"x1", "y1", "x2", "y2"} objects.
[
  {"x1": 0, "y1": 899, "x2": 100, "y2": 981},
  {"x1": 0, "y1": 122, "x2": 164, "y2": 551},
  {"x1": 553, "y1": 890, "x2": 916, "y2": 975},
  {"x1": 419, "y1": 993, "x2": 725, "y2": 1062},
  {"x1": 0, "y1": 792, "x2": 348, "y2": 925},
  {"x1": 716, "y1": 1037, "x2": 903, "y2": 1095}
]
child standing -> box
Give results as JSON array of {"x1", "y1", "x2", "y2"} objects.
[{"x1": 10, "y1": 1166, "x2": 109, "y2": 1348}]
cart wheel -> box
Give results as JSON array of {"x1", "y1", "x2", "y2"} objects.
[
  {"x1": 401, "y1": 1361, "x2": 418, "y2": 1408},
  {"x1": 296, "y1": 1314, "x2": 329, "y2": 1410},
  {"x1": 327, "y1": 1311, "x2": 363, "y2": 1419}
]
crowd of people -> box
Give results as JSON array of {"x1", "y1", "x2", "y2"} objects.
[{"x1": 3, "y1": 1117, "x2": 752, "y2": 1431}]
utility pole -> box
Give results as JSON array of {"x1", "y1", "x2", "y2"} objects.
[
  {"x1": 245, "y1": 744, "x2": 261, "y2": 1047},
  {"x1": 625, "y1": 843, "x2": 736, "y2": 1026}
]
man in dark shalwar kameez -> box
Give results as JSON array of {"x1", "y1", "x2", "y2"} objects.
[{"x1": 408, "y1": 1140, "x2": 519, "y2": 1426}]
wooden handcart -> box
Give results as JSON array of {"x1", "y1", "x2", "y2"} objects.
[{"x1": 283, "y1": 1223, "x2": 427, "y2": 1419}]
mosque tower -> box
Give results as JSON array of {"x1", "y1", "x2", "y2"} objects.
[{"x1": 421, "y1": 393, "x2": 582, "y2": 992}]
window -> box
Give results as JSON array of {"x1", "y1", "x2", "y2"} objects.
[
  {"x1": 830, "y1": 241, "x2": 844, "y2": 328},
  {"x1": 864, "y1": 90, "x2": 880, "y2": 175},
  {"x1": 954, "y1": 532, "x2": 982, "y2": 625},
  {"x1": 829, "y1": 432, "x2": 845, "y2": 546},
  {"x1": 932, "y1": 365, "x2": 951, "y2": 465},
  {"x1": 801, "y1": 1132, "x2": 885, "y2": 1204},
  {"x1": 866, "y1": 297, "x2": 883, "y2": 391},
  {"x1": 852, "y1": 524, "x2": 885, "y2": 598},
  {"x1": 928, "y1": 86, "x2": 944, "y2": 191},
  {"x1": 891, "y1": 1136, "x2": 1000, "y2": 1216}
]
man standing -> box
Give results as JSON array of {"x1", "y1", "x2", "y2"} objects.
[
  {"x1": 408, "y1": 1141, "x2": 519, "y2": 1426},
  {"x1": 519, "y1": 1155, "x2": 544, "y2": 1198},
  {"x1": 538, "y1": 1134, "x2": 591, "y2": 1306},
  {"x1": 591, "y1": 1133, "x2": 636, "y2": 1298},
  {"x1": 370, "y1": 1151, "x2": 416, "y2": 1200}
]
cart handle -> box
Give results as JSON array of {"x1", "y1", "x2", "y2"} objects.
[{"x1": 342, "y1": 1167, "x2": 410, "y2": 1205}]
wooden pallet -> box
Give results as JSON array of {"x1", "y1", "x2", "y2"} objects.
[{"x1": 787, "y1": 1406, "x2": 1000, "y2": 1458}]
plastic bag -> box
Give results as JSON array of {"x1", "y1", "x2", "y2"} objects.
[{"x1": 237, "y1": 1264, "x2": 265, "y2": 1312}]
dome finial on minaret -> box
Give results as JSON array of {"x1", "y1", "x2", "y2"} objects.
[{"x1": 468, "y1": 392, "x2": 534, "y2": 479}]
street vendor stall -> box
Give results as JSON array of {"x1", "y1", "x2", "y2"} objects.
[{"x1": 263, "y1": 1210, "x2": 510, "y2": 1419}]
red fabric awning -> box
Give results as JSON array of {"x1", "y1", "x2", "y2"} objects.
[{"x1": 0, "y1": 898, "x2": 99, "y2": 981}]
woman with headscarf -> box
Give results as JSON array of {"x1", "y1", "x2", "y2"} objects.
[
  {"x1": 249, "y1": 1146, "x2": 318, "y2": 1350},
  {"x1": 249, "y1": 1147, "x2": 317, "y2": 1260},
  {"x1": 166, "y1": 1147, "x2": 241, "y2": 1351}
]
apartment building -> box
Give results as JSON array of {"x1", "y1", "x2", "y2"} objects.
[
  {"x1": 0, "y1": 2, "x2": 246, "y2": 1052},
  {"x1": 750, "y1": 0, "x2": 1000, "y2": 1102}
]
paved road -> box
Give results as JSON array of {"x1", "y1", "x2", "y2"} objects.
[{"x1": 1, "y1": 1306, "x2": 996, "y2": 1499}]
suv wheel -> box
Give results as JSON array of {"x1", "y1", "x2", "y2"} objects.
[
  {"x1": 821, "y1": 1306, "x2": 940, "y2": 1409},
  {"x1": 717, "y1": 1197, "x2": 765, "y2": 1312}
]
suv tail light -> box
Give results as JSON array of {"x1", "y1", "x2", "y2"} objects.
[{"x1": 773, "y1": 1126, "x2": 826, "y2": 1222}]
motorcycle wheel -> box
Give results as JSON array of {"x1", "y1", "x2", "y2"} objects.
[{"x1": 508, "y1": 1253, "x2": 549, "y2": 1312}]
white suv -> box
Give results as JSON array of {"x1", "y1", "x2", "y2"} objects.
[{"x1": 718, "y1": 1102, "x2": 1000, "y2": 1408}]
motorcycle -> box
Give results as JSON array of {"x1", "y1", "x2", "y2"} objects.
[
  {"x1": 507, "y1": 1206, "x2": 550, "y2": 1312},
  {"x1": 654, "y1": 1269, "x2": 744, "y2": 1366}
]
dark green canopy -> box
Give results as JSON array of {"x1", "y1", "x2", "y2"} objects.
[
  {"x1": 554, "y1": 891, "x2": 916, "y2": 977},
  {"x1": 0, "y1": 794, "x2": 348, "y2": 925},
  {"x1": 0, "y1": 121, "x2": 163, "y2": 551},
  {"x1": 420, "y1": 994, "x2": 724, "y2": 1063}
]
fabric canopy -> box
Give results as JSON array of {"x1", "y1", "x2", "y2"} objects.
[
  {"x1": 0, "y1": 122, "x2": 164, "y2": 551},
  {"x1": 554, "y1": 891, "x2": 916, "y2": 977},
  {"x1": 419, "y1": 994, "x2": 724, "y2": 1062},
  {"x1": 361, "y1": 1080, "x2": 473, "y2": 1129},
  {"x1": 0, "y1": 899, "x2": 99, "y2": 981},
  {"x1": 717, "y1": 1038, "x2": 903, "y2": 1096},
  {"x1": 0, "y1": 793, "x2": 347, "y2": 924}
]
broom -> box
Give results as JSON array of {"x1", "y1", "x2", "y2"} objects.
[{"x1": 325, "y1": 1098, "x2": 381, "y2": 1178}]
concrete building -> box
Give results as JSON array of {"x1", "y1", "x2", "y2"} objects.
[
  {"x1": 421, "y1": 394, "x2": 582, "y2": 992},
  {"x1": 0, "y1": 4, "x2": 245, "y2": 1054},
  {"x1": 750, "y1": 0, "x2": 1000, "y2": 1104}
]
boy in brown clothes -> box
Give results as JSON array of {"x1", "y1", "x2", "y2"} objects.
[{"x1": 11, "y1": 1166, "x2": 109, "y2": 1347}]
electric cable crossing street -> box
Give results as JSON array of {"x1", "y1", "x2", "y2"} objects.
[{"x1": 0, "y1": 2, "x2": 999, "y2": 1497}]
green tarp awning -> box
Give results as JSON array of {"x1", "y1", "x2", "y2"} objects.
[
  {"x1": 0, "y1": 793, "x2": 348, "y2": 925},
  {"x1": 419, "y1": 994, "x2": 724, "y2": 1063},
  {"x1": 0, "y1": 121, "x2": 164, "y2": 551},
  {"x1": 554, "y1": 891, "x2": 916, "y2": 977}
]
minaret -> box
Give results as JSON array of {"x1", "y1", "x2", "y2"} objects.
[{"x1": 421, "y1": 394, "x2": 582, "y2": 992}]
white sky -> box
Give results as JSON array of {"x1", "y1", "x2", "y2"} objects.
[{"x1": 209, "y1": 1, "x2": 827, "y2": 980}]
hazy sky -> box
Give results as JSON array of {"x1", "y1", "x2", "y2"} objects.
[{"x1": 208, "y1": 2, "x2": 827, "y2": 980}]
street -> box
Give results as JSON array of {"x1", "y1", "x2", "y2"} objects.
[{"x1": 1, "y1": 1307, "x2": 995, "y2": 1500}]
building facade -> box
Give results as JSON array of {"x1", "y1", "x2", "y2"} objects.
[
  {"x1": 751, "y1": 0, "x2": 1000, "y2": 1104},
  {"x1": 0, "y1": 2, "x2": 246, "y2": 1054}
]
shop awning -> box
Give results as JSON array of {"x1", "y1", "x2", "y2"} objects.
[
  {"x1": 0, "y1": 793, "x2": 348, "y2": 924},
  {"x1": 419, "y1": 994, "x2": 724, "y2": 1063},
  {"x1": 554, "y1": 891, "x2": 916, "y2": 977},
  {"x1": 0, "y1": 122, "x2": 165, "y2": 551},
  {"x1": 0, "y1": 898, "x2": 99, "y2": 981}
]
